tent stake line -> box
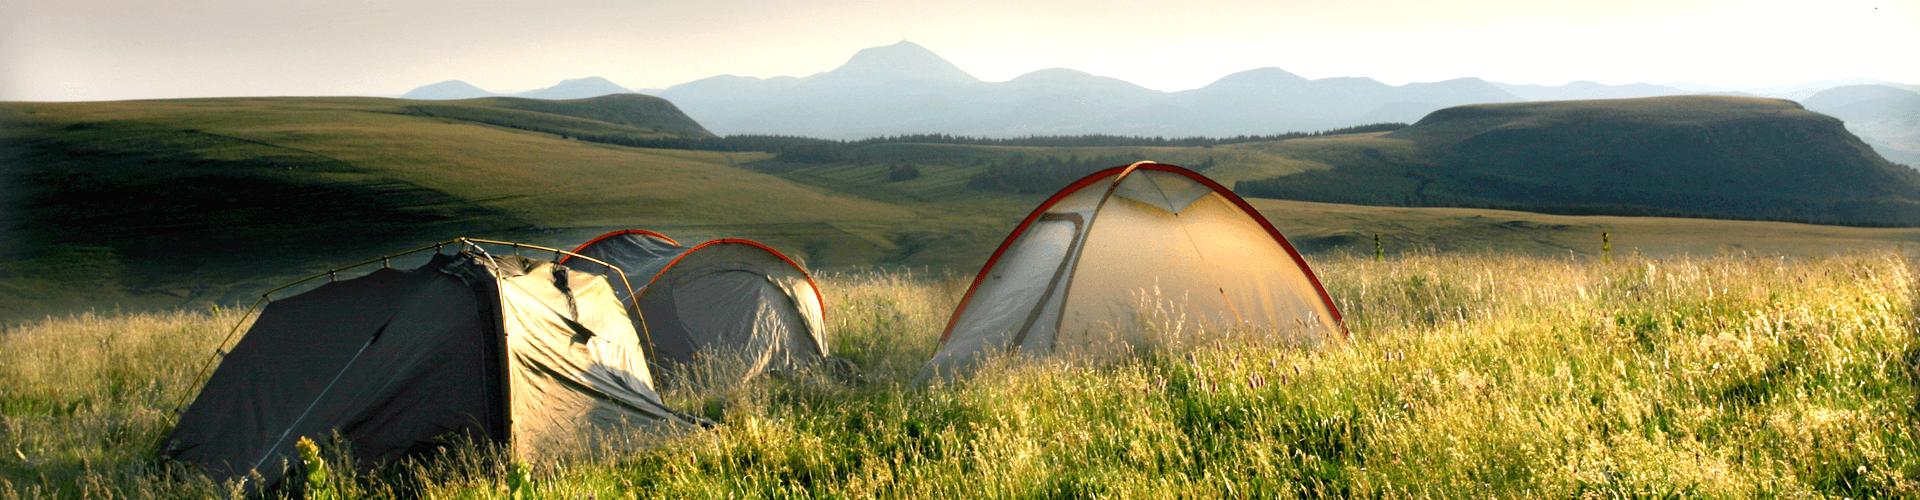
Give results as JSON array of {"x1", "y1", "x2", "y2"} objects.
[{"x1": 175, "y1": 237, "x2": 645, "y2": 415}]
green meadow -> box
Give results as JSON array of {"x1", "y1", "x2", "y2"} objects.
[
  {"x1": 3, "y1": 96, "x2": 1919, "y2": 497},
  {"x1": 3, "y1": 250, "x2": 1914, "y2": 498},
  {"x1": 5, "y1": 96, "x2": 1918, "y2": 321}
]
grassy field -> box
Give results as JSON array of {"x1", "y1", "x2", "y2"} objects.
[
  {"x1": 8, "y1": 96, "x2": 1919, "y2": 325},
  {"x1": 1247, "y1": 198, "x2": 1920, "y2": 257},
  {"x1": 0, "y1": 97, "x2": 914, "y2": 319},
  {"x1": 3, "y1": 249, "x2": 1914, "y2": 498}
]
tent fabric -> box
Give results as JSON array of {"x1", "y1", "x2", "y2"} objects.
[
  {"x1": 484, "y1": 255, "x2": 682, "y2": 458},
  {"x1": 164, "y1": 251, "x2": 694, "y2": 488},
  {"x1": 918, "y1": 162, "x2": 1343, "y2": 383},
  {"x1": 563, "y1": 232, "x2": 828, "y2": 378}
]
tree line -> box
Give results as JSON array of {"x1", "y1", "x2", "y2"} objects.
[
  {"x1": 966, "y1": 153, "x2": 1151, "y2": 194},
  {"x1": 557, "y1": 124, "x2": 1409, "y2": 163}
]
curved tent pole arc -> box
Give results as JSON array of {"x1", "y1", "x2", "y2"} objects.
[
  {"x1": 556, "y1": 229, "x2": 682, "y2": 262},
  {"x1": 460, "y1": 238, "x2": 655, "y2": 356},
  {"x1": 1043, "y1": 161, "x2": 1207, "y2": 346},
  {"x1": 937, "y1": 161, "x2": 1346, "y2": 343},
  {"x1": 174, "y1": 237, "x2": 651, "y2": 415},
  {"x1": 632, "y1": 238, "x2": 831, "y2": 354},
  {"x1": 560, "y1": 232, "x2": 828, "y2": 356},
  {"x1": 1149, "y1": 164, "x2": 1346, "y2": 333},
  {"x1": 701, "y1": 239, "x2": 828, "y2": 329},
  {"x1": 938, "y1": 164, "x2": 1137, "y2": 342},
  {"x1": 174, "y1": 238, "x2": 461, "y2": 415}
]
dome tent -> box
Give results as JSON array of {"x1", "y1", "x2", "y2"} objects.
[
  {"x1": 561, "y1": 230, "x2": 828, "y2": 379},
  {"x1": 164, "y1": 242, "x2": 702, "y2": 489},
  {"x1": 918, "y1": 162, "x2": 1343, "y2": 382}
]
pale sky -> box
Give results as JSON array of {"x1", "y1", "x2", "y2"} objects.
[{"x1": 2, "y1": 0, "x2": 1916, "y2": 101}]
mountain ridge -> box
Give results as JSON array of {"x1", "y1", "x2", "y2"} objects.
[
  {"x1": 513, "y1": 76, "x2": 635, "y2": 100},
  {"x1": 802, "y1": 40, "x2": 980, "y2": 87},
  {"x1": 655, "y1": 43, "x2": 1527, "y2": 139},
  {"x1": 397, "y1": 43, "x2": 1917, "y2": 159},
  {"x1": 1237, "y1": 95, "x2": 1920, "y2": 226},
  {"x1": 1803, "y1": 85, "x2": 1920, "y2": 166},
  {"x1": 399, "y1": 76, "x2": 636, "y2": 101}
]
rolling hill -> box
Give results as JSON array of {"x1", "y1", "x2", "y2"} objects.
[
  {"x1": 6, "y1": 93, "x2": 1919, "y2": 324},
  {"x1": 406, "y1": 93, "x2": 716, "y2": 137},
  {"x1": 0, "y1": 95, "x2": 906, "y2": 317},
  {"x1": 1235, "y1": 96, "x2": 1920, "y2": 226}
]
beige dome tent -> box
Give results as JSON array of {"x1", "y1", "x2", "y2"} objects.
[
  {"x1": 560, "y1": 230, "x2": 827, "y2": 379},
  {"x1": 918, "y1": 162, "x2": 1343, "y2": 382},
  {"x1": 165, "y1": 244, "x2": 702, "y2": 489}
]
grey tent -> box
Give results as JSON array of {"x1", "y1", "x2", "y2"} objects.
[
  {"x1": 918, "y1": 162, "x2": 1344, "y2": 382},
  {"x1": 164, "y1": 250, "x2": 699, "y2": 488},
  {"x1": 561, "y1": 230, "x2": 828, "y2": 378}
]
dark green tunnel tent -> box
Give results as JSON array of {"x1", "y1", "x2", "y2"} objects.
[
  {"x1": 561, "y1": 230, "x2": 828, "y2": 379},
  {"x1": 163, "y1": 250, "x2": 700, "y2": 489}
]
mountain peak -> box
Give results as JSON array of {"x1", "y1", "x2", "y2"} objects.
[
  {"x1": 809, "y1": 40, "x2": 979, "y2": 86},
  {"x1": 1202, "y1": 68, "x2": 1310, "y2": 92},
  {"x1": 516, "y1": 77, "x2": 633, "y2": 100},
  {"x1": 401, "y1": 80, "x2": 495, "y2": 100},
  {"x1": 559, "y1": 76, "x2": 620, "y2": 86}
]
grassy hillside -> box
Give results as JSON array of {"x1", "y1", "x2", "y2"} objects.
[
  {"x1": 8, "y1": 95, "x2": 1920, "y2": 325},
  {"x1": 3, "y1": 250, "x2": 1914, "y2": 497},
  {"x1": 1235, "y1": 96, "x2": 1920, "y2": 226},
  {"x1": 0, "y1": 97, "x2": 904, "y2": 317},
  {"x1": 754, "y1": 143, "x2": 1920, "y2": 261},
  {"x1": 404, "y1": 94, "x2": 714, "y2": 139}
]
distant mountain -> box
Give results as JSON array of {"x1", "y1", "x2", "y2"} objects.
[
  {"x1": 802, "y1": 40, "x2": 979, "y2": 87},
  {"x1": 657, "y1": 42, "x2": 1525, "y2": 139},
  {"x1": 1195, "y1": 67, "x2": 1311, "y2": 92},
  {"x1": 1803, "y1": 85, "x2": 1920, "y2": 121},
  {"x1": 1657, "y1": 79, "x2": 1920, "y2": 101},
  {"x1": 1741, "y1": 78, "x2": 1920, "y2": 101},
  {"x1": 405, "y1": 45, "x2": 1915, "y2": 141},
  {"x1": 1656, "y1": 81, "x2": 1734, "y2": 93},
  {"x1": 1803, "y1": 85, "x2": 1920, "y2": 167},
  {"x1": 990, "y1": 68, "x2": 1163, "y2": 108},
  {"x1": 401, "y1": 77, "x2": 635, "y2": 101},
  {"x1": 1491, "y1": 81, "x2": 1688, "y2": 101},
  {"x1": 1236, "y1": 96, "x2": 1920, "y2": 226},
  {"x1": 513, "y1": 76, "x2": 634, "y2": 100},
  {"x1": 1149, "y1": 72, "x2": 1521, "y2": 137},
  {"x1": 400, "y1": 80, "x2": 495, "y2": 100}
]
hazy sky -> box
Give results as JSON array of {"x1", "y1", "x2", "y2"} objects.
[{"x1": 3, "y1": 0, "x2": 1916, "y2": 101}]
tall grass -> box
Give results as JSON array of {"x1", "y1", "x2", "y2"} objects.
[
  {"x1": 0, "y1": 309, "x2": 244, "y2": 498},
  {"x1": 2, "y1": 251, "x2": 1914, "y2": 498}
]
